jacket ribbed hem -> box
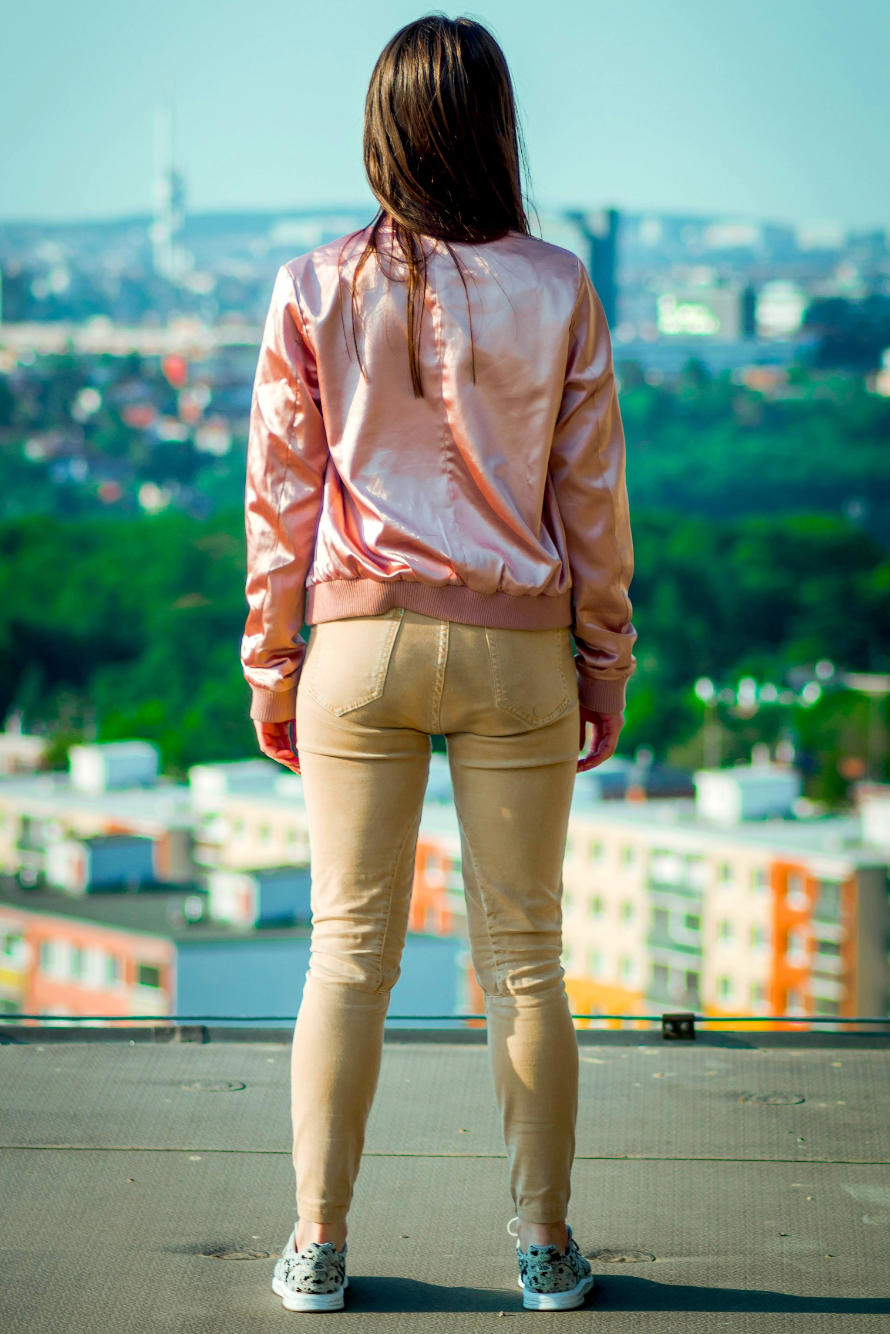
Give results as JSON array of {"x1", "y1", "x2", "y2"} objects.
[
  {"x1": 304, "y1": 578, "x2": 574, "y2": 629},
  {"x1": 249, "y1": 685, "x2": 299, "y2": 723},
  {"x1": 576, "y1": 675, "x2": 628, "y2": 715}
]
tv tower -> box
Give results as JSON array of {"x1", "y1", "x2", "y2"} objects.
[
  {"x1": 151, "y1": 106, "x2": 187, "y2": 281},
  {"x1": 564, "y1": 207, "x2": 621, "y2": 329}
]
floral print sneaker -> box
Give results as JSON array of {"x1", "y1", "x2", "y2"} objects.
[
  {"x1": 271, "y1": 1225, "x2": 348, "y2": 1312},
  {"x1": 508, "y1": 1217, "x2": 595, "y2": 1310}
]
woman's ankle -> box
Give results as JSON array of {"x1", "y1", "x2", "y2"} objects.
[
  {"x1": 295, "y1": 1219, "x2": 347, "y2": 1253},
  {"x1": 518, "y1": 1220, "x2": 569, "y2": 1253}
]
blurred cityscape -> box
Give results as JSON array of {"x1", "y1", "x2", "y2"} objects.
[
  {"x1": 2, "y1": 191, "x2": 889, "y2": 530},
  {"x1": 0, "y1": 737, "x2": 887, "y2": 1031},
  {"x1": 1, "y1": 144, "x2": 888, "y2": 1031}
]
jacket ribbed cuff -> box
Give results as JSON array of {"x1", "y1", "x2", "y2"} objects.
[
  {"x1": 576, "y1": 674, "x2": 627, "y2": 716},
  {"x1": 249, "y1": 686, "x2": 298, "y2": 723}
]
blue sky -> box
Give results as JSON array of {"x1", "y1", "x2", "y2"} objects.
[{"x1": 2, "y1": 0, "x2": 888, "y2": 229}]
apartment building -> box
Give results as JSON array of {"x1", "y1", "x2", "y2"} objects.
[
  {"x1": 188, "y1": 759, "x2": 310, "y2": 871},
  {"x1": 0, "y1": 886, "x2": 182, "y2": 1021},
  {"x1": 0, "y1": 750, "x2": 469, "y2": 1025},
  {"x1": 4, "y1": 742, "x2": 887, "y2": 1030},
  {"x1": 561, "y1": 767, "x2": 889, "y2": 1026},
  {"x1": 0, "y1": 875, "x2": 467, "y2": 1026},
  {"x1": 407, "y1": 764, "x2": 889, "y2": 1027},
  {"x1": 0, "y1": 717, "x2": 47, "y2": 775},
  {"x1": 0, "y1": 741, "x2": 194, "y2": 888}
]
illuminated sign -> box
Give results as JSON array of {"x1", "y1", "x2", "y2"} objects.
[{"x1": 657, "y1": 294, "x2": 721, "y2": 336}]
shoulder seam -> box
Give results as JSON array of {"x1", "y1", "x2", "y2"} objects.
[{"x1": 279, "y1": 262, "x2": 315, "y2": 356}]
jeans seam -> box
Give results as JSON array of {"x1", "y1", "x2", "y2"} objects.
[
  {"x1": 458, "y1": 813, "x2": 505, "y2": 995},
  {"x1": 373, "y1": 803, "x2": 421, "y2": 993},
  {"x1": 432, "y1": 620, "x2": 449, "y2": 733}
]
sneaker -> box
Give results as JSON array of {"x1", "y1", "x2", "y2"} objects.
[
  {"x1": 271, "y1": 1225, "x2": 348, "y2": 1312},
  {"x1": 508, "y1": 1217, "x2": 595, "y2": 1311}
]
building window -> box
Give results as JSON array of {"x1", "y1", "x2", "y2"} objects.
[
  {"x1": 105, "y1": 954, "x2": 119, "y2": 985},
  {"x1": 652, "y1": 963, "x2": 669, "y2": 992},
  {"x1": 684, "y1": 913, "x2": 701, "y2": 932},
  {"x1": 2, "y1": 932, "x2": 23, "y2": 958},
  {"x1": 717, "y1": 975, "x2": 732, "y2": 999},
  {"x1": 687, "y1": 857, "x2": 708, "y2": 889},
  {"x1": 258, "y1": 823, "x2": 271, "y2": 843},
  {"x1": 749, "y1": 924, "x2": 767, "y2": 948},
  {"x1": 750, "y1": 866, "x2": 767, "y2": 891},
  {"x1": 815, "y1": 938, "x2": 841, "y2": 958},
  {"x1": 684, "y1": 969, "x2": 700, "y2": 996},
  {"x1": 136, "y1": 963, "x2": 162, "y2": 989},
  {"x1": 651, "y1": 849, "x2": 681, "y2": 883},
  {"x1": 620, "y1": 844, "x2": 636, "y2": 867},
  {"x1": 814, "y1": 880, "x2": 841, "y2": 921},
  {"x1": 718, "y1": 862, "x2": 733, "y2": 886},
  {"x1": 591, "y1": 840, "x2": 604, "y2": 862},
  {"x1": 563, "y1": 890, "x2": 573, "y2": 912},
  {"x1": 786, "y1": 928, "x2": 808, "y2": 961},
  {"x1": 620, "y1": 901, "x2": 634, "y2": 922},
  {"x1": 590, "y1": 895, "x2": 603, "y2": 916},
  {"x1": 750, "y1": 982, "x2": 766, "y2": 1006},
  {"x1": 653, "y1": 907, "x2": 669, "y2": 934},
  {"x1": 587, "y1": 949, "x2": 603, "y2": 975},
  {"x1": 38, "y1": 940, "x2": 54, "y2": 974},
  {"x1": 718, "y1": 919, "x2": 733, "y2": 941},
  {"x1": 70, "y1": 947, "x2": 85, "y2": 981},
  {"x1": 619, "y1": 955, "x2": 633, "y2": 981}
]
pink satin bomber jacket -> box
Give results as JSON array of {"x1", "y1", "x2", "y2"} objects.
[{"x1": 240, "y1": 218, "x2": 637, "y2": 723}]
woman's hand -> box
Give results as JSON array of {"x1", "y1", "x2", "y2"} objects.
[
  {"x1": 253, "y1": 719, "x2": 301, "y2": 775},
  {"x1": 578, "y1": 707, "x2": 624, "y2": 773}
]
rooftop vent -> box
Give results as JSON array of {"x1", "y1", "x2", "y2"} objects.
[
  {"x1": 693, "y1": 764, "x2": 802, "y2": 826},
  {"x1": 68, "y1": 741, "x2": 160, "y2": 794}
]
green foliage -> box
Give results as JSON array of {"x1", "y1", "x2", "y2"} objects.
[
  {"x1": 618, "y1": 369, "x2": 890, "y2": 546},
  {"x1": 1, "y1": 504, "x2": 887, "y2": 793},
  {"x1": 2, "y1": 356, "x2": 887, "y2": 794}
]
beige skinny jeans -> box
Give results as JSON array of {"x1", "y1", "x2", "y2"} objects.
[{"x1": 291, "y1": 607, "x2": 581, "y2": 1227}]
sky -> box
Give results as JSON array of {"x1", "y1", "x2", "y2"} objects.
[{"x1": 1, "y1": 0, "x2": 888, "y2": 230}]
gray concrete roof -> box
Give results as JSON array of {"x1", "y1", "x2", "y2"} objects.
[
  {"x1": 568, "y1": 795, "x2": 885, "y2": 864},
  {"x1": 0, "y1": 770, "x2": 194, "y2": 827},
  {"x1": 0, "y1": 882, "x2": 310, "y2": 944},
  {"x1": 1, "y1": 1026, "x2": 889, "y2": 1331}
]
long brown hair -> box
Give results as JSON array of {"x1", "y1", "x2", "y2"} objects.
[{"x1": 345, "y1": 14, "x2": 532, "y2": 397}]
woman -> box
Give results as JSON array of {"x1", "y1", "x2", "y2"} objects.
[{"x1": 240, "y1": 13, "x2": 636, "y2": 1313}]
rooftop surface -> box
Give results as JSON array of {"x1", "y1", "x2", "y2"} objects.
[
  {"x1": 0, "y1": 769, "x2": 195, "y2": 826},
  {"x1": 0, "y1": 880, "x2": 313, "y2": 942},
  {"x1": 2, "y1": 1025, "x2": 889, "y2": 1332}
]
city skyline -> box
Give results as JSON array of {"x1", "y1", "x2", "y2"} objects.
[{"x1": 2, "y1": 0, "x2": 889, "y2": 231}]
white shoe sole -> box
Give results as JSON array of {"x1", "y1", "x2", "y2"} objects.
[
  {"x1": 272, "y1": 1275, "x2": 348, "y2": 1311},
  {"x1": 518, "y1": 1273, "x2": 596, "y2": 1310}
]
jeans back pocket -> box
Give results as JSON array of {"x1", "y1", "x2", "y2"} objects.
[
  {"x1": 484, "y1": 626, "x2": 576, "y2": 727},
  {"x1": 301, "y1": 610, "x2": 404, "y2": 717}
]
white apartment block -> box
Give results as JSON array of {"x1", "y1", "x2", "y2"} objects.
[
  {"x1": 0, "y1": 744, "x2": 194, "y2": 887},
  {"x1": 561, "y1": 767, "x2": 889, "y2": 1026}
]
